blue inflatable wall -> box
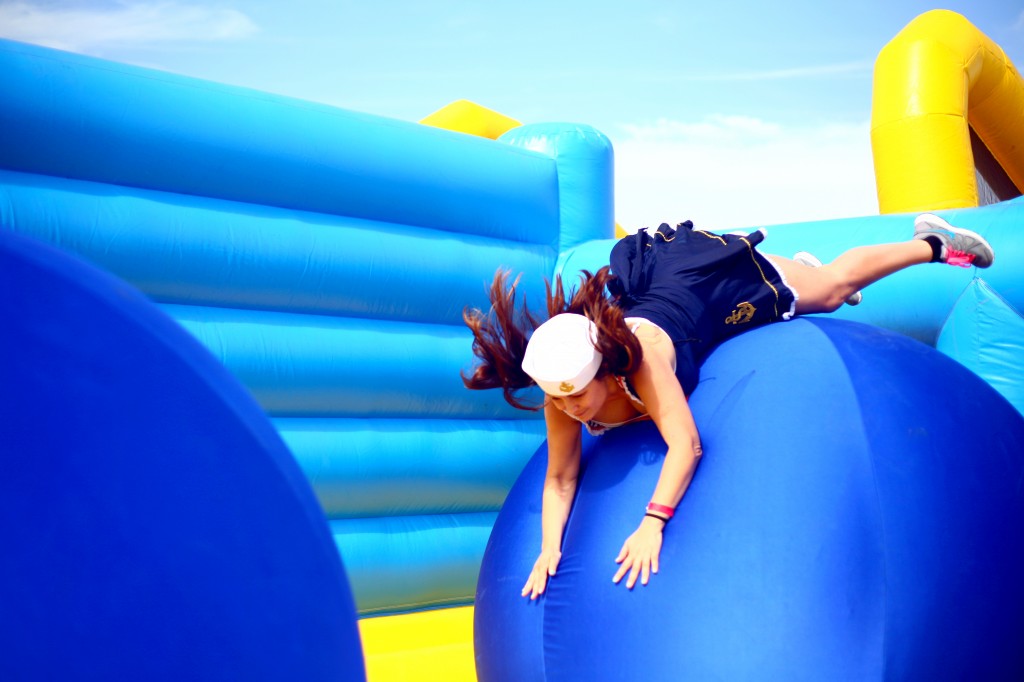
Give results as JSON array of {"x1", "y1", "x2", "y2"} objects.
[{"x1": 0, "y1": 37, "x2": 613, "y2": 617}]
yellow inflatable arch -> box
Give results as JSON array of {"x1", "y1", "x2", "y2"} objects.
[{"x1": 872, "y1": 10, "x2": 1024, "y2": 213}]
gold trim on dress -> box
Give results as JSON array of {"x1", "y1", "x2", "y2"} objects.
[
  {"x1": 694, "y1": 230, "x2": 727, "y2": 245},
  {"x1": 740, "y1": 238, "x2": 782, "y2": 318}
]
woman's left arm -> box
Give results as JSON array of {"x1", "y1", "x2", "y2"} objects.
[{"x1": 612, "y1": 327, "x2": 702, "y2": 589}]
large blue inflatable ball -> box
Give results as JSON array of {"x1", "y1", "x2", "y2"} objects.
[
  {"x1": 475, "y1": 317, "x2": 1024, "y2": 681},
  {"x1": 0, "y1": 230, "x2": 365, "y2": 681}
]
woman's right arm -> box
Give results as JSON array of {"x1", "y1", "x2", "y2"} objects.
[{"x1": 521, "y1": 401, "x2": 582, "y2": 600}]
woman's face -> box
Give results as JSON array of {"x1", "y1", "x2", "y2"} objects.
[{"x1": 548, "y1": 375, "x2": 611, "y2": 421}]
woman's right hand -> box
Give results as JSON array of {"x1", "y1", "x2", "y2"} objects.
[{"x1": 522, "y1": 549, "x2": 562, "y2": 600}]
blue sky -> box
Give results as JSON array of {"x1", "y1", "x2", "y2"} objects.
[{"x1": 2, "y1": 1, "x2": 1022, "y2": 231}]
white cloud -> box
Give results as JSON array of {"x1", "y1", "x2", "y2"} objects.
[
  {"x1": 0, "y1": 1, "x2": 258, "y2": 52},
  {"x1": 610, "y1": 115, "x2": 878, "y2": 233}
]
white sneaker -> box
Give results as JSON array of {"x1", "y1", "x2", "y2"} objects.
[{"x1": 793, "y1": 251, "x2": 863, "y2": 306}]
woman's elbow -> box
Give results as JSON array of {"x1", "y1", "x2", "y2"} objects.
[{"x1": 546, "y1": 473, "x2": 578, "y2": 497}]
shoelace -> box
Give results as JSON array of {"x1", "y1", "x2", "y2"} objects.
[{"x1": 945, "y1": 248, "x2": 975, "y2": 267}]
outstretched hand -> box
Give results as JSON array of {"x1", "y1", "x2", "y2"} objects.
[
  {"x1": 522, "y1": 548, "x2": 562, "y2": 600},
  {"x1": 612, "y1": 516, "x2": 665, "y2": 589}
]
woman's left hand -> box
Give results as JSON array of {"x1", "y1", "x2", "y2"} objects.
[{"x1": 612, "y1": 516, "x2": 665, "y2": 588}]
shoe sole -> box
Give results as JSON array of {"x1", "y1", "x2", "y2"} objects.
[
  {"x1": 792, "y1": 252, "x2": 862, "y2": 306},
  {"x1": 793, "y1": 251, "x2": 822, "y2": 268}
]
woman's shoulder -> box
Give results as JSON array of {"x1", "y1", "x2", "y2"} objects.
[
  {"x1": 623, "y1": 317, "x2": 677, "y2": 371},
  {"x1": 624, "y1": 316, "x2": 670, "y2": 343}
]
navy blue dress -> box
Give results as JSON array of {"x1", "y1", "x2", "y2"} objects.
[{"x1": 608, "y1": 221, "x2": 796, "y2": 396}]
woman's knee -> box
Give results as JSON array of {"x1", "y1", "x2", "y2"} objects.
[
  {"x1": 793, "y1": 267, "x2": 851, "y2": 314},
  {"x1": 796, "y1": 291, "x2": 843, "y2": 314}
]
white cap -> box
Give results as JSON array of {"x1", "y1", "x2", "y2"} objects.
[{"x1": 521, "y1": 313, "x2": 602, "y2": 396}]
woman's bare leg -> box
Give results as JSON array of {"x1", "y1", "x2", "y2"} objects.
[{"x1": 766, "y1": 240, "x2": 933, "y2": 314}]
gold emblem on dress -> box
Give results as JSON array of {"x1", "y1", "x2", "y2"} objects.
[
  {"x1": 725, "y1": 302, "x2": 756, "y2": 325},
  {"x1": 559, "y1": 381, "x2": 575, "y2": 393}
]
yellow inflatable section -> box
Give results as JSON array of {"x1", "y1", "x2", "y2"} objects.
[
  {"x1": 420, "y1": 100, "x2": 521, "y2": 140},
  {"x1": 871, "y1": 10, "x2": 1024, "y2": 213},
  {"x1": 359, "y1": 606, "x2": 476, "y2": 681}
]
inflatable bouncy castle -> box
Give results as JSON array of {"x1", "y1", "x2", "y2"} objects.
[{"x1": 2, "y1": 8, "x2": 1024, "y2": 681}]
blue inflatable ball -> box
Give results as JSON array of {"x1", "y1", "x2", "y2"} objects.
[
  {"x1": 0, "y1": 230, "x2": 365, "y2": 681},
  {"x1": 475, "y1": 317, "x2": 1024, "y2": 681}
]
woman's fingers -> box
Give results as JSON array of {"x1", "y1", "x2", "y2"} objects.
[
  {"x1": 612, "y1": 538, "x2": 631, "y2": 583},
  {"x1": 613, "y1": 553, "x2": 645, "y2": 588},
  {"x1": 528, "y1": 538, "x2": 666, "y2": 595},
  {"x1": 612, "y1": 561, "x2": 628, "y2": 584},
  {"x1": 522, "y1": 551, "x2": 561, "y2": 599},
  {"x1": 613, "y1": 533, "x2": 662, "y2": 588},
  {"x1": 522, "y1": 568, "x2": 547, "y2": 599},
  {"x1": 625, "y1": 556, "x2": 645, "y2": 589}
]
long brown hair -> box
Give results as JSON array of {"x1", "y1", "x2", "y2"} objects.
[{"x1": 462, "y1": 266, "x2": 643, "y2": 410}]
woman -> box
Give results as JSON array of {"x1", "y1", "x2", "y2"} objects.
[{"x1": 462, "y1": 214, "x2": 994, "y2": 599}]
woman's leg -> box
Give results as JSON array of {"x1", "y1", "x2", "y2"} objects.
[
  {"x1": 765, "y1": 214, "x2": 994, "y2": 315},
  {"x1": 767, "y1": 240, "x2": 933, "y2": 314}
]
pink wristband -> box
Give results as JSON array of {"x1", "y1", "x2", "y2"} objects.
[{"x1": 646, "y1": 502, "x2": 675, "y2": 519}]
